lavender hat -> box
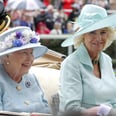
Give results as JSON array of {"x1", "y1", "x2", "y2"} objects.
[{"x1": 0, "y1": 26, "x2": 48, "y2": 59}]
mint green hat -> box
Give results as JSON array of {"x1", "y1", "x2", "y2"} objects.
[{"x1": 62, "y1": 4, "x2": 116, "y2": 47}]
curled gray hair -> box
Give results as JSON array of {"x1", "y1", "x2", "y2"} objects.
[
  {"x1": 74, "y1": 27, "x2": 116, "y2": 50},
  {"x1": 0, "y1": 56, "x2": 4, "y2": 64},
  {"x1": 0, "y1": 55, "x2": 10, "y2": 64}
]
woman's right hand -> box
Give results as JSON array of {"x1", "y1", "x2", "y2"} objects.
[
  {"x1": 82, "y1": 106, "x2": 100, "y2": 116},
  {"x1": 82, "y1": 105, "x2": 112, "y2": 116}
]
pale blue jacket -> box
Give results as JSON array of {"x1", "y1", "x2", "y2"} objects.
[
  {"x1": 59, "y1": 43, "x2": 116, "y2": 112},
  {"x1": 0, "y1": 64, "x2": 51, "y2": 113}
]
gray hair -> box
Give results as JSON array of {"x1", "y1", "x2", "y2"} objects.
[
  {"x1": 74, "y1": 27, "x2": 116, "y2": 50},
  {"x1": 0, "y1": 56, "x2": 5, "y2": 64},
  {"x1": 0, "y1": 54, "x2": 11, "y2": 64}
]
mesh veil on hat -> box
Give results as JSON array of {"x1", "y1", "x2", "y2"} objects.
[
  {"x1": 0, "y1": 26, "x2": 48, "y2": 59},
  {"x1": 0, "y1": 1, "x2": 11, "y2": 34},
  {"x1": 61, "y1": 4, "x2": 116, "y2": 47}
]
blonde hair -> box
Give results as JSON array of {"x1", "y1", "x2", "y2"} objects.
[{"x1": 74, "y1": 27, "x2": 116, "y2": 50}]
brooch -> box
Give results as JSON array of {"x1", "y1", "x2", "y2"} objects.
[{"x1": 25, "y1": 80, "x2": 31, "y2": 88}]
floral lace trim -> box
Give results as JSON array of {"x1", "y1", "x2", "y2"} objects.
[{"x1": 0, "y1": 29, "x2": 40, "y2": 52}]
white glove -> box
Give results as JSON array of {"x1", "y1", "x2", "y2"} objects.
[{"x1": 97, "y1": 104, "x2": 112, "y2": 116}]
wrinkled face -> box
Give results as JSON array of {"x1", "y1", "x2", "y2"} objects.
[
  {"x1": 83, "y1": 28, "x2": 108, "y2": 55},
  {"x1": 6, "y1": 48, "x2": 34, "y2": 76}
]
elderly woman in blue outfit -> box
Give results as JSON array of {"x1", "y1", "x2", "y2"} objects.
[
  {"x1": 0, "y1": 26, "x2": 51, "y2": 113},
  {"x1": 59, "y1": 4, "x2": 116, "y2": 116}
]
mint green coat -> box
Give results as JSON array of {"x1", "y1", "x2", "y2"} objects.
[{"x1": 59, "y1": 43, "x2": 116, "y2": 112}]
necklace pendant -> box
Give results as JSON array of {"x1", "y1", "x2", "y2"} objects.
[{"x1": 92, "y1": 60, "x2": 98, "y2": 65}]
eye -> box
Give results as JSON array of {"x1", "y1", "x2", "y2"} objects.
[
  {"x1": 18, "y1": 51, "x2": 27, "y2": 55},
  {"x1": 100, "y1": 31, "x2": 107, "y2": 35},
  {"x1": 23, "y1": 52, "x2": 27, "y2": 54},
  {"x1": 23, "y1": 51, "x2": 34, "y2": 56},
  {"x1": 30, "y1": 51, "x2": 33, "y2": 55},
  {"x1": 17, "y1": 49, "x2": 33, "y2": 56}
]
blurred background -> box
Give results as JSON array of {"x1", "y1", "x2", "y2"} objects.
[{"x1": 2, "y1": 0, "x2": 116, "y2": 70}]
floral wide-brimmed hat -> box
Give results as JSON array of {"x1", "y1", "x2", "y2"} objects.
[
  {"x1": 61, "y1": 4, "x2": 116, "y2": 47},
  {"x1": 0, "y1": 26, "x2": 48, "y2": 58},
  {"x1": 0, "y1": 1, "x2": 11, "y2": 34}
]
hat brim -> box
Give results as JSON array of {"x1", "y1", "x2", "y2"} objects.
[
  {"x1": 0, "y1": 43, "x2": 48, "y2": 59},
  {"x1": 61, "y1": 13, "x2": 116, "y2": 47},
  {"x1": 0, "y1": 15, "x2": 11, "y2": 34}
]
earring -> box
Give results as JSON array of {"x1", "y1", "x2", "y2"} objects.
[{"x1": 6, "y1": 62, "x2": 9, "y2": 65}]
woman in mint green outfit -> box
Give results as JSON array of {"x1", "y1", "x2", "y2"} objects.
[{"x1": 59, "y1": 4, "x2": 116, "y2": 116}]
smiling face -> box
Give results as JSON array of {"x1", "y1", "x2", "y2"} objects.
[
  {"x1": 3, "y1": 48, "x2": 34, "y2": 80},
  {"x1": 83, "y1": 28, "x2": 108, "y2": 59}
]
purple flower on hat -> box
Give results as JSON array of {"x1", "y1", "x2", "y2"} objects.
[
  {"x1": 16, "y1": 32, "x2": 22, "y2": 39},
  {"x1": 0, "y1": 29, "x2": 40, "y2": 52},
  {"x1": 30, "y1": 38, "x2": 38, "y2": 43},
  {"x1": 13, "y1": 39, "x2": 23, "y2": 47}
]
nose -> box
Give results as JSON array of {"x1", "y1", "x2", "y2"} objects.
[{"x1": 96, "y1": 32, "x2": 102, "y2": 41}]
